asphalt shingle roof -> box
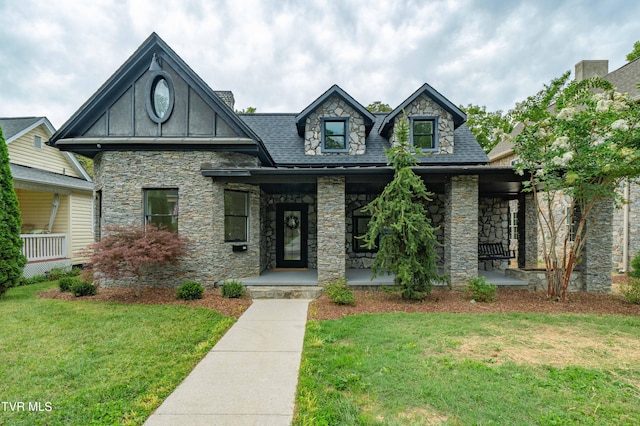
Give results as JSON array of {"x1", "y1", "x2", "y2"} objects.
[
  {"x1": 0, "y1": 117, "x2": 43, "y2": 140},
  {"x1": 240, "y1": 113, "x2": 488, "y2": 167},
  {"x1": 10, "y1": 163, "x2": 93, "y2": 191}
]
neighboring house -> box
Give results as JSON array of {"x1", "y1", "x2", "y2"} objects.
[
  {"x1": 1, "y1": 117, "x2": 93, "y2": 277},
  {"x1": 489, "y1": 58, "x2": 640, "y2": 274},
  {"x1": 48, "y1": 33, "x2": 609, "y2": 291}
]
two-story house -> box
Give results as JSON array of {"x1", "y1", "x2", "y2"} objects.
[
  {"x1": 1, "y1": 116, "x2": 93, "y2": 277},
  {"x1": 51, "y1": 33, "x2": 612, "y2": 291}
]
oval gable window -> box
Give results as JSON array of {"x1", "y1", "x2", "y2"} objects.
[{"x1": 145, "y1": 71, "x2": 174, "y2": 123}]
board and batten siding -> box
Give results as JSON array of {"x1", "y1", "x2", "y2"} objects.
[{"x1": 7, "y1": 126, "x2": 81, "y2": 178}]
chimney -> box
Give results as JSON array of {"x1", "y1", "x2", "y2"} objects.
[
  {"x1": 574, "y1": 60, "x2": 609, "y2": 81},
  {"x1": 214, "y1": 91, "x2": 235, "y2": 110}
]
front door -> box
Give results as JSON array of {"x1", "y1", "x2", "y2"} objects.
[{"x1": 276, "y1": 204, "x2": 308, "y2": 268}]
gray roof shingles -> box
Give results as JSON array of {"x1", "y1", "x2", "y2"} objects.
[
  {"x1": 10, "y1": 163, "x2": 93, "y2": 191},
  {"x1": 0, "y1": 117, "x2": 43, "y2": 140},
  {"x1": 240, "y1": 113, "x2": 488, "y2": 167}
]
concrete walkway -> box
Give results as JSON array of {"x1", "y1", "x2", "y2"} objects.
[{"x1": 144, "y1": 299, "x2": 311, "y2": 426}]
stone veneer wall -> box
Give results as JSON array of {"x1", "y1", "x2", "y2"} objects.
[
  {"x1": 581, "y1": 198, "x2": 613, "y2": 292},
  {"x1": 344, "y1": 193, "x2": 446, "y2": 268},
  {"x1": 93, "y1": 150, "x2": 261, "y2": 288},
  {"x1": 317, "y1": 176, "x2": 345, "y2": 284},
  {"x1": 478, "y1": 197, "x2": 510, "y2": 271},
  {"x1": 262, "y1": 193, "x2": 318, "y2": 270},
  {"x1": 612, "y1": 181, "x2": 640, "y2": 272},
  {"x1": 390, "y1": 94, "x2": 455, "y2": 154},
  {"x1": 304, "y1": 95, "x2": 366, "y2": 156},
  {"x1": 444, "y1": 175, "x2": 479, "y2": 287}
]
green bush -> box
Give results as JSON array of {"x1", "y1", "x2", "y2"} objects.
[
  {"x1": 71, "y1": 280, "x2": 97, "y2": 297},
  {"x1": 325, "y1": 277, "x2": 355, "y2": 305},
  {"x1": 20, "y1": 274, "x2": 49, "y2": 286},
  {"x1": 47, "y1": 267, "x2": 71, "y2": 281},
  {"x1": 58, "y1": 277, "x2": 79, "y2": 292},
  {"x1": 620, "y1": 278, "x2": 640, "y2": 304},
  {"x1": 630, "y1": 251, "x2": 640, "y2": 280},
  {"x1": 177, "y1": 281, "x2": 204, "y2": 300},
  {"x1": 465, "y1": 276, "x2": 497, "y2": 302},
  {"x1": 221, "y1": 280, "x2": 245, "y2": 298}
]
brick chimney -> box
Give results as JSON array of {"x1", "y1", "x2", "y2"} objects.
[{"x1": 574, "y1": 60, "x2": 609, "y2": 81}]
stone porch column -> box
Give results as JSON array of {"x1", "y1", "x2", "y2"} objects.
[
  {"x1": 518, "y1": 192, "x2": 539, "y2": 269},
  {"x1": 582, "y1": 198, "x2": 613, "y2": 293},
  {"x1": 444, "y1": 175, "x2": 478, "y2": 288},
  {"x1": 317, "y1": 176, "x2": 345, "y2": 285}
]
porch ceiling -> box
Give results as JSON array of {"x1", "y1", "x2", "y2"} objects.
[{"x1": 211, "y1": 166, "x2": 526, "y2": 198}]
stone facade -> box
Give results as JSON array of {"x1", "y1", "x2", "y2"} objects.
[
  {"x1": 93, "y1": 150, "x2": 262, "y2": 288},
  {"x1": 612, "y1": 181, "x2": 640, "y2": 272},
  {"x1": 304, "y1": 96, "x2": 367, "y2": 156},
  {"x1": 582, "y1": 198, "x2": 613, "y2": 292},
  {"x1": 317, "y1": 176, "x2": 345, "y2": 284},
  {"x1": 444, "y1": 175, "x2": 479, "y2": 287},
  {"x1": 390, "y1": 94, "x2": 455, "y2": 154},
  {"x1": 478, "y1": 197, "x2": 511, "y2": 270},
  {"x1": 345, "y1": 193, "x2": 446, "y2": 269}
]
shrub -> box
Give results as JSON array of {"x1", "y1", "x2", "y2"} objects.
[
  {"x1": 630, "y1": 251, "x2": 640, "y2": 280},
  {"x1": 177, "y1": 281, "x2": 204, "y2": 300},
  {"x1": 20, "y1": 274, "x2": 49, "y2": 286},
  {"x1": 47, "y1": 267, "x2": 70, "y2": 281},
  {"x1": 84, "y1": 225, "x2": 189, "y2": 296},
  {"x1": 324, "y1": 278, "x2": 355, "y2": 305},
  {"x1": 620, "y1": 278, "x2": 640, "y2": 304},
  {"x1": 465, "y1": 276, "x2": 497, "y2": 302},
  {"x1": 58, "y1": 277, "x2": 78, "y2": 292},
  {"x1": 221, "y1": 280, "x2": 245, "y2": 298},
  {"x1": 71, "y1": 280, "x2": 97, "y2": 297}
]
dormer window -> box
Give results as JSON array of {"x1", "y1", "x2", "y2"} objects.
[
  {"x1": 322, "y1": 118, "x2": 349, "y2": 152},
  {"x1": 411, "y1": 117, "x2": 437, "y2": 151}
]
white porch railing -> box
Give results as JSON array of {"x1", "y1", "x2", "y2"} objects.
[{"x1": 20, "y1": 234, "x2": 68, "y2": 262}]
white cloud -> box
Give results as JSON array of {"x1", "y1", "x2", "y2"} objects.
[{"x1": 0, "y1": 0, "x2": 638, "y2": 127}]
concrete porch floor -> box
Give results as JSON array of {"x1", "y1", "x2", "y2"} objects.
[{"x1": 240, "y1": 268, "x2": 528, "y2": 287}]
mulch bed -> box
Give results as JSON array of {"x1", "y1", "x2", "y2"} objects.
[{"x1": 38, "y1": 277, "x2": 639, "y2": 321}]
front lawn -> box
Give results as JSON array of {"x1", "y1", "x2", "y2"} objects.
[
  {"x1": 0, "y1": 282, "x2": 235, "y2": 425},
  {"x1": 295, "y1": 312, "x2": 640, "y2": 425}
]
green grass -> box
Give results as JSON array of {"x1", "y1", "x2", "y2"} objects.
[
  {"x1": 295, "y1": 312, "x2": 640, "y2": 425},
  {"x1": 0, "y1": 282, "x2": 236, "y2": 425}
]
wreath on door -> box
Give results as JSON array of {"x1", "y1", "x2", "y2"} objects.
[{"x1": 285, "y1": 214, "x2": 300, "y2": 230}]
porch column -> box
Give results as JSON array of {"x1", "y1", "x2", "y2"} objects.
[
  {"x1": 444, "y1": 175, "x2": 478, "y2": 288},
  {"x1": 582, "y1": 198, "x2": 613, "y2": 292},
  {"x1": 317, "y1": 176, "x2": 345, "y2": 285},
  {"x1": 518, "y1": 192, "x2": 539, "y2": 269}
]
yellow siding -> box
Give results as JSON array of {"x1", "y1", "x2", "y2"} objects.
[
  {"x1": 7, "y1": 125, "x2": 81, "y2": 178},
  {"x1": 52, "y1": 194, "x2": 69, "y2": 235},
  {"x1": 70, "y1": 191, "x2": 94, "y2": 264},
  {"x1": 15, "y1": 189, "x2": 65, "y2": 233}
]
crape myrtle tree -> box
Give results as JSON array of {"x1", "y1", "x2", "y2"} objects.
[
  {"x1": 0, "y1": 126, "x2": 26, "y2": 297},
  {"x1": 509, "y1": 72, "x2": 640, "y2": 301},
  {"x1": 361, "y1": 114, "x2": 445, "y2": 299},
  {"x1": 85, "y1": 225, "x2": 189, "y2": 297}
]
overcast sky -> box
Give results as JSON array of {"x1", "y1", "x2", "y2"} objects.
[{"x1": 1, "y1": 0, "x2": 638, "y2": 129}]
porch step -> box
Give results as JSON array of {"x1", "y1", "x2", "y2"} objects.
[{"x1": 247, "y1": 286, "x2": 323, "y2": 300}]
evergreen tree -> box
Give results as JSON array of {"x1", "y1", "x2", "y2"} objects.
[
  {"x1": 361, "y1": 114, "x2": 444, "y2": 299},
  {"x1": 0, "y1": 127, "x2": 26, "y2": 296}
]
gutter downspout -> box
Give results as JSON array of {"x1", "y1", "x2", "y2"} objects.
[
  {"x1": 47, "y1": 194, "x2": 60, "y2": 234},
  {"x1": 622, "y1": 179, "x2": 630, "y2": 272}
]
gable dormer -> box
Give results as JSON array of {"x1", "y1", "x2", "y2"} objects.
[
  {"x1": 49, "y1": 33, "x2": 273, "y2": 166},
  {"x1": 295, "y1": 85, "x2": 375, "y2": 156},
  {"x1": 380, "y1": 83, "x2": 466, "y2": 155}
]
